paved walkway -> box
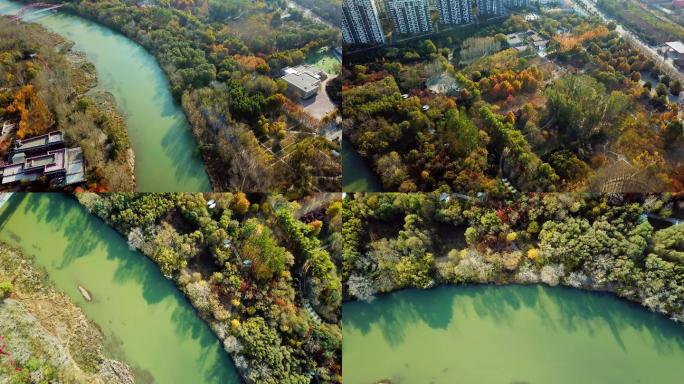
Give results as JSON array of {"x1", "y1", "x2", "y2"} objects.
[{"x1": 302, "y1": 76, "x2": 337, "y2": 120}]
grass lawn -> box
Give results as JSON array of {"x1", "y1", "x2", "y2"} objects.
[{"x1": 307, "y1": 47, "x2": 341, "y2": 75}]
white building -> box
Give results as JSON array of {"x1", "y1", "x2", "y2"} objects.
[
  {"x1": 438, "y1": 0, "x2": 473, "y2": 25},
  {"x1": 477, "y1": 0, "x2": 505, "y2": 16},
  {"x1": 665, "y1": 41, "x2": 684, "y2": 61},
  {"x1": 342, "y1": 0, "x2": 386, "y2": 45},
  {"x1": 281, "y1": 65, "x2": 322, "y2": 99},
  {"x1": 387, "y1": 0, "x2": 432, "y2": 34}
]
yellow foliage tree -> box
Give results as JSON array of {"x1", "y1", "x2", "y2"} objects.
[
  {"x1": 307, "y1": 220, "x2": 323, "y2": 236},
  {"x1": 234, "y1": 192, "x2": 250, "y2": 215},
  {"x1": 506, "y1": 232, "x2": 518, "y2": 242},
  {"x1": 527, "y1": 248, "x2": 540, "y2": 261},
  {"x1": 6, "y1": 85, "x2": 53, "y2": 139}
]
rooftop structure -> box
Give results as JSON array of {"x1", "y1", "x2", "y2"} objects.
[
  {"x1": 281, "y1": 65, "x2": 323, "y2": 99},
  {"x1": 11, "y1": 131, "x2": 63, "y2": 155},
  {"x1": 665, "y1": 41, "x2": 684, "y2": 55},
  {"x1": 506, "y1": 33, "x2": 525, "y2": 47},
  {"x1": 507, "y1": 31, "x2": 548, "y2": 55},
  {"x1": 0, "y1": 131, "x2": 84, "y2": 187}
]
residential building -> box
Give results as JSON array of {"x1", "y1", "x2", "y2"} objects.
[
  {"x1": 387, "y1": 0, "x2": 432, "y2": 34},
  {"x1": 504, "y1": 0, "x2": 529, "y2": 8},
  {"x1": 281, "y1": 65, "x2": 323, "y2": 99},
  {"x1": 342, "y1": 0, "x2": 386, "y2": 45},
  {"x1": 0, "y1": 131, "x2": 85, "y2": 186},
  {"x1": 438, "y1": 0, "x2": 473, "y2": 24},
  {"x1": 477, "y1": 0, "x2": 505, "y2": 16}
]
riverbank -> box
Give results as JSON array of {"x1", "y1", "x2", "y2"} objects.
[
  {"x1": 76, "y1": 192, "x2": 342, "y2": 383},
  {"x1": 346, "y1": 277, "x2": 684, "y2": 324},
  {"x1": 0, "y1": 193, "x2": 240, "y2": 383},
  {"x1": 0, "y1": 17, "x2": 135, "y2": 191},
  {"x1": 343, "y1": 284, "x2": 684, "y2": 384},
  {"x1": 343, "y1": 193, "x2": 684, "y2": 325},
  {"x1": 0, "y1": 242, "x2": 134, "y2": 383},
  {"x1": 342, "y1": 138, "x2": 382, "y2": 192}
]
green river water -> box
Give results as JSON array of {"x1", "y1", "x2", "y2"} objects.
[
  {"x1": 0, "y1": 193, "x2": 240, "y2": 383},
  {"x1": 343, "y1": 284, "x2": 684, "y2": 384},
  {"x1": 342, "y1": 138, "x2": 382, "y2": 192},
  {"x1": 0, "y1": 1, "x2": 211, "y2": 192}
]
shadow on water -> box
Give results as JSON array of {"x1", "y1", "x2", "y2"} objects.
[
  {"x1": 343, "y1": 284, "x2": 684, "y2": 354},
  {"x1": 159, "y1": 118, "x2": 210, "y2": 190},
  {"x1": 5, "y1": 193, "x2": 238, "y2": 383},
  {"x1": 0, "y1": 193, "x2": 24, "y2": 234}
]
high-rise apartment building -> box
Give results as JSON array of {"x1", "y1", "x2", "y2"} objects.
[
  {"x1": 476, "y1": 0, "x2": 505, "y2": 16},
  {"x1": 438, "y1": 0, "x2": 473, "y2": 25},
  {"x1": 342, "y1": 0, "x2": 386, "y2": 45},
  {"x1": 503, "y1": 0, "x2": 529, "y2": 8},
  {"x1": 387, "y1": 0, "x2": 432, "y2": 34}
]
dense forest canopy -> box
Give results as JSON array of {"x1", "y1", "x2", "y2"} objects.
[
  {"x1": 343, "y1": 12, "x2": 683, "y2": 192},
  {"x1": 344, "y1": 193, "x2": 684, "y2": 324},
  {"x1": 78, "y1": 192, "x2": 343, "y2": 383}
]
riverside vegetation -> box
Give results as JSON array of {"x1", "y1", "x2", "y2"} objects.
[
  {"x1": 0, "y1": 18, "x2": 134, "y2": 191},
  {"x1": 343, "y1": 12, "x2": 684, "y2": 192},
  {"x1": 26, "y1": 0, "x2": 342, "y2": 193},
  {"x1": 0, "y1": 242, "x2": 134, "y2": 383},
  {"x1": 343, "y1": 193, "x2": 684, "y2": 323},
  {"x1": 77, "y1": 192, "x2": 342, "y2": 383}
]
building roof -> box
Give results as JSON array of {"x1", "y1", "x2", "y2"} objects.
[
  {"x1": 0, "y1": 147, "x2": 84, "y2": 185},
  {"x1": 281, "y1": 65, "x2": 322, "y2": 94},
  {"x1": 506, "y1": 33, "x2": 524, "y2": 47},
  {"x1": 64, "y1": 147, "x2": 85, "y2": 185},
  {"x1": 666, "y1": 41, "x2": 684, "y2": 54},
  {"x1": 13, "y1": 131, "x2": 63, "y2": 152}
]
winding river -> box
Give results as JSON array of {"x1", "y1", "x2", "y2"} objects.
[
  {"x1": 0, "y1": 193, "x2": 239, "y2": 383},
  {"x1": 0, "y1": 0, "x2": 211, "y2": 192},
  {"x1": 343, "y1": 284, "x2": 684, "y2": 384}
]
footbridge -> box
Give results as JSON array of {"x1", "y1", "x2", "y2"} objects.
[{"x1": 10, "y1": 2, "x2": 64, "y2": 22}]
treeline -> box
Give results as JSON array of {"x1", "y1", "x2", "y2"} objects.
[
  {"x1": 343, "y1": 193, "x2": 684, "y2": 323},
  {"x1": 78, "y1": 192, "x2": 342, "y2": 383},
  {"x1": 0, "y1": 18, "x2": 133, "y2": 191}
]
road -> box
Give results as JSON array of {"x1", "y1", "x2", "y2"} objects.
[
  {"x1": 572, "y1": 0, "x2": 684, "y2": 82},
  {"x1": 286, "y1": 0, "x2": 335, "y2": 30}
]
